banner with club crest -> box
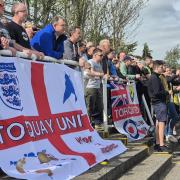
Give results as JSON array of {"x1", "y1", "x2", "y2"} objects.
[
  {"x1": 0, "y1": 57, "x2": 127, "y2": 180},
  {"x1": 110, "y1": 82, "x2": 149, "y2": 142}
]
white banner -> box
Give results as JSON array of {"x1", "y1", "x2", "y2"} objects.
[
  {"x1": 111, "y1": 82, "x2": 149, "y2": 142},
  {"x1": 0, "y1": 57, "x2": 127, "y2": 180}
]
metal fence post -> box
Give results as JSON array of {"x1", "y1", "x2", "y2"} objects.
[
  {"x1": 102, "y1": 78, "x2": 109, "y2": 137},
  {"x1": 142, "y1": 94, "x2": 154, "y2": 126}
]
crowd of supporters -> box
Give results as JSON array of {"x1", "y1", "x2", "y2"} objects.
[{"x1": 0, "y1": 1, "x2": 180, "y2": 153}]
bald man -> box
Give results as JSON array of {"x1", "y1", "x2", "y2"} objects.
[
  {"x1": 6, "y1": 3, "x2": 30, "y2": 48},
  {"x1": 6, "y1": 2, "x2": 44, "y2": 58}
]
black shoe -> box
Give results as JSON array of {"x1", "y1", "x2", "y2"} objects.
[
  {"x1": 154, "y1": 144, "x2": 160, "y2": 151},
  {"x1": 159, "y1": 145, "x2": 169, "y2": 152}
]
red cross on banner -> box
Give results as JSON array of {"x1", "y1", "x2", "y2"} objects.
[{"x1": 0, "y1": 63, "x2": 96, "y2": 166}]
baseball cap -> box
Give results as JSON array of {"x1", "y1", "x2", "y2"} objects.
[{"x1": 123, "y1": 55, "x2": 133, "y2": 61}]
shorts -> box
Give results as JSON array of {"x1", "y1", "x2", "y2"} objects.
[{"x1": 153, "y1": 102, "x2": 167, "y2": 122}]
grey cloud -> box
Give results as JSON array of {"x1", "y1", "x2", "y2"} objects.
[{"x1": 134, "y1": 0, "x2": 180, "y2": 59}]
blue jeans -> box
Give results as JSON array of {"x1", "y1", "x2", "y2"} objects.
[{"x1": 166, "y1": 102, "x2": 179, "y2": 135}]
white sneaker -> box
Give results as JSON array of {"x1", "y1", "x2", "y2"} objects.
[
  {"x1": 166, "y1": 135, "x2": 178, "y2": 143},
  {"x1": 173, "y1": 130, "x2": 177, "y2": 136}
]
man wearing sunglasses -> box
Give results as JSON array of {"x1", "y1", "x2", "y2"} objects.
[
  {"x1": 84, "y1": 48, "x2": 104, "y2": 129},
  {"x1": 6, "y1": 2, "x2": 44, "y2": 59},
  {"x1": 31, "y1": 16, "x2": 67, "y2": 59},
  {"x1": 0, "y1": 0, "x2": 42, "y2": 58}
]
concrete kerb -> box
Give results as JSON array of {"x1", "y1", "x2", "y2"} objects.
[{"x1": 74, "y1": 146, "x2": 149, "y2": 180}]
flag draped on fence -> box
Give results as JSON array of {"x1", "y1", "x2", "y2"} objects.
[
  {"x1": 0, "y1": 57, "x2": 127, "y2": 180},
  {"x1": 110, "y1": 82, "x2": 149, "y2": 142}
]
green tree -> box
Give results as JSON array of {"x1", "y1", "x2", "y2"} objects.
[
  {"x1": 5, "y1": 0, "x2": 148, "y2": 48},
  {"x1": 142, "y1": 43, "x2": 152, "y2": 59},
  {"x1": 165, "y1": 45, "x2": 180, "y2": 69},
  {"x1": 117, "y1": 41, "x2": 137, "y2": 55}
]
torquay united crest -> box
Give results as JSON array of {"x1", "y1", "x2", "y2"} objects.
[{"x1": 0, "y1": 63, "x2": 23, "y2": 111}]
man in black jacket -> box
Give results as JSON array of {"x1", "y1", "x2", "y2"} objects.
[{"x1": 148, "y1": 60, "x2": 169, "y2": 152}]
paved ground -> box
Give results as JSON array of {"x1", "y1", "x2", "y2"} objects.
[{"x1": 163, "y1": 122, "x2": 180, "y2": 178}]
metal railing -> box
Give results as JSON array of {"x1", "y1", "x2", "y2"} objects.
[{"x1": 0, "y1": 50, "x2": 80, "y2": 67}]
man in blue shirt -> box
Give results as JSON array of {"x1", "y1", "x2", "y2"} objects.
[{"x1": 31, "y1": 16, "x2": 67, "y2": 59}]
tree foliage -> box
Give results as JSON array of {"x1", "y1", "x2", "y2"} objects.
[
  {"x1": 142, "y1": 42, "x2": 152, "y2": 59},
  {"x1": 165, "y1": 45, "x2": 180, "y2": 69},
  {"x1": 118, "y1": 41, "x2": 138, "y2": 55},
  {"x1": 5, "y1": 0, "x2": 148, "y2": 52}
]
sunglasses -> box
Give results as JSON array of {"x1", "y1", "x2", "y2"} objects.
[
  {"x1": 96, "y1": 54, "x2": 103, "y2": 57},
  {"x1": 16, "y1": 9, "x2": 27, "y2": 13}
]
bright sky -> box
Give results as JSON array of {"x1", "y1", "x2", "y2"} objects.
[{"x1": 134, "y1": 0, "x2": 180, "y2": 59}]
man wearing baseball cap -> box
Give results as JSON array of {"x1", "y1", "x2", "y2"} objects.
[{"x1": 119, "y1": 55, "x2": 141, "y2": 80}]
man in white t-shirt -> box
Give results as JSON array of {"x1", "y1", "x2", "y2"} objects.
[{"x1": 84, "y1": 48, "x2": 104, "y2": 128}]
